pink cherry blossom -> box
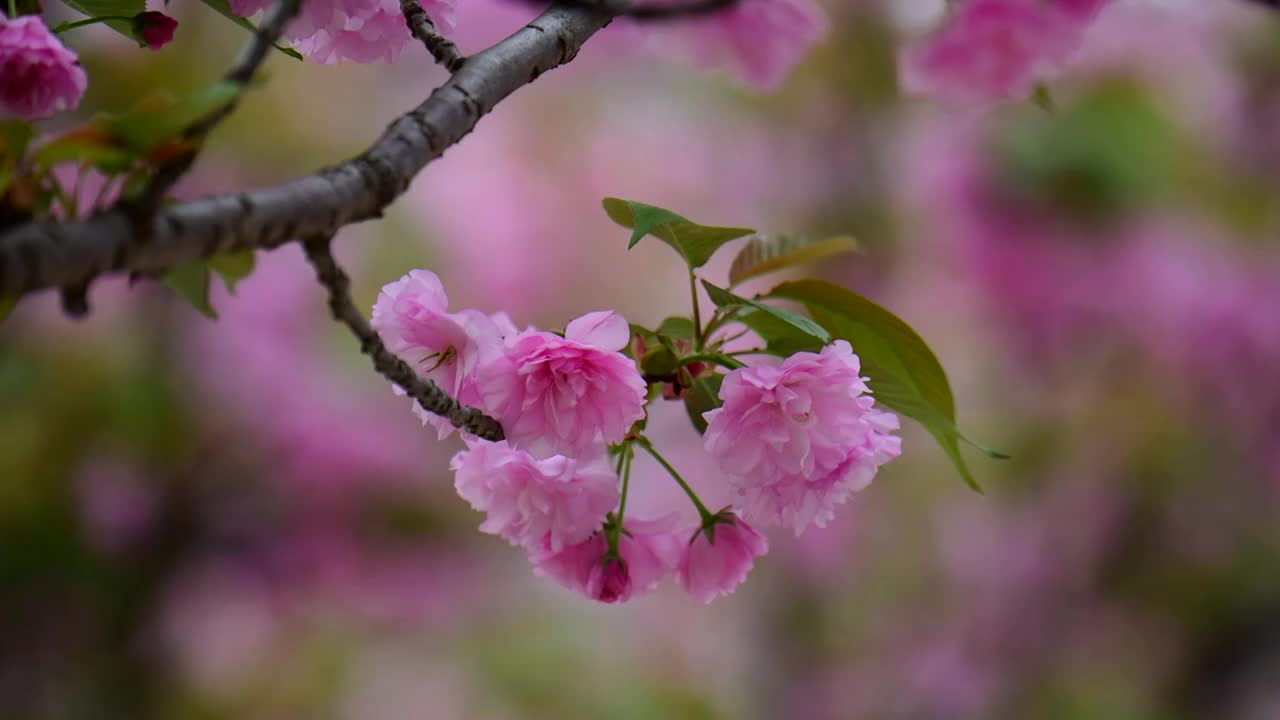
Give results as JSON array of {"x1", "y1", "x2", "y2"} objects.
[
  {"x1": 371, "y1": 269, "x2": 509, "y2": 438},
  {"x1": 228, "y1": 0, "x2": 455, "y2": 64},
  {"x1": 648, "y1": 0, "x2": 829, "y2": 90},
  {"x1": 703, "y1": 340, "x2": 902, "y2": 534},
  {"x1": 450, "y1": 438, "x2": 619, "y2": 553},
  {"x1": 474, "y1": 310, "x2": 646, "y2": 458},
  {"x1": 677, "y1": 513, "x2": 768, "y2": 604},
  {"x1": 0, "y1": 15, "x2": 87, "y2": 120},
  {"x1": 531, "y1": 516, "x2": 682, "y2": 604},
  {"x1": 900, "y1": 0, "x2": 1093, "y2": 105}
]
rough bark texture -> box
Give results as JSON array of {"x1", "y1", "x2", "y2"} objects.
[
  {"x1": 302, "y1": 236, "x2": 505, "y2": 440},
  {"x1": 0, "y1": 4, "x2": 612, "y2": 298}
]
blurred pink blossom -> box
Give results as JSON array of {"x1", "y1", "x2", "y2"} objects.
[
  {"x1": 475, "y1": 310, "x2": 646, "y2": 458},
  {"x1": 0, "y1": 15, "x2": 87, "y2": 119},
  {"x1": 644, "y1": 0, "x2": 829, "y2": 90},
  {"x1": 451, "y1": 438, "x2": 619, "y2": 552},
  {"x1": 677, "y1": 513, "x2": 768, "y2": 604},
  {"x1": 76, "y1": 455, "x2": 156, "y2": 554},
  {"x1": 900, "y1": 0, "x2": 1097, "y2": 105},
  {"x1": 703, "y1": 341, "x2": 901, "y2": 534},
  {"x1": 532, "y1": 516, "x2": 682, "y2": 603}
]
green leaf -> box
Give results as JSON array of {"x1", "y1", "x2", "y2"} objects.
[
  {"x1": 728, "y1": 234, "x2": 860, "y2": 287},
  {"x1": 106, "y1": 82, "x2": 241, "y2": 153},
  {"x1": 602, "y1": 197, "x2": 754, "y2": 269},
  {"x1": 61, "y1": 0, "x2": 145, "y2": 37},
  {"x1": 0, "y1": 120, "x2": 34, "y2": 194},
  {"x1": 770, "y1": 278, "x2": 1001, "y2": 492},
  {"x1": 0, "y1": 296, "x2": 17, "y2": 324},
  {"x1": 684, "y1": 373, "x2": 724, "y2": 435},
  {"x1": 33, "y1": 132, "x2": 136, "y2": 173},
  {"x1": 640, "y1": 347, "x2": 679, "y2": 377},
  {"x1": 1, "y1": 121, "x2": 34, "y2": 163},
  {"x1": 657, "y1": 316, "x2": 695, "y2": 341},
  {"x1": 208, "y1": 250, "x2": 255, "y2": 294},
  {"x1": 197, "y1": 0, "x2": 305, "y2": 60},
  {"x1": 734, "y1": 307, "x2": 824, "y2": 356},
  {"x1": 701, "y1": 280, "x2": 831, "y2": 346},
  {"x1": 162, "y1": 261, "x2": 217, "y2": 319}
]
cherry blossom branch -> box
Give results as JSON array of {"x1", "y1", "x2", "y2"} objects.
[
  {"x1": 535, "y1": 0, "x2": 736, "y2": 21},
  {"x1": 401, "y1": 0, "x2": 466, "y2": 71},
  {"x1": 123, "y1": 0, "x2": 305, "y2": 253},
  {"x1": 0, "y1": 5, "x2": 612, "y2": 300},
  {"x1": 302, "y1": 235, "x2": 505, "y2": 440}
]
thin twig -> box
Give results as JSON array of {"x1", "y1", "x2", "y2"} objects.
[
  {"x1": 401, "y1": 0, "x2": 466, "y2": 72},
  {"x1": 301, "y1": 235, "x2": 505, "y2": 441}
]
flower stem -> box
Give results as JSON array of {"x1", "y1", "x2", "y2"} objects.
[
  {"x1": 52, "y1": 15, "x2": 136, "y2": 34},
  {"x1": 616, "y1": 443, "x2": 634, "y2": 523},
  {"x1": 636, "y1": 437, "x2": 714, "y2": 523},
  {"x1": 689, "y1": 270, "x2": 703, "y2": 350},
  {"x1": 6, "y1": 0, "x2": 15, "y2": 19},
  {"x1": 676, "y1": 352, "x2": 745, "y2": 371}
]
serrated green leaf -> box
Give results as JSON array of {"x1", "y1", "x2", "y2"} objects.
[
  {"x1": 684, "y1": 373, "x2": 724, "y2": 435},
  {"x1": 0, "y1": 296, "x2": 17, "y2": 324},
  {"x1": 771, "y1": 278, "x2": 1002, "y2": 492},
  {"x1": 657, "y1": 316, "x2": 695, "y2": 341},
  {"x1": 162, "y1": 261, "x2": 217, "y2": 319},
  {"x1": 728, "y1": 234, "x2": 860, "y2": 287},
  {"x1": 702, "y1": 280, "x2": 831, "y2": 347},
  {"x1": 197, "y1": 0, "x2": 305, "y2": 60},
  {"x1": 208, "y1": 250, "x2": 255, "y2": 294},
  {"x1": 734, "y1": 307, "x2": 824, "y2": 356},
  {"x1": 106, "y1": 82, "x2": 241, "y2": 152},
  {"x1": 602, "y1": 197, "x2": 754, "y2": 269},
  {"x1": 61, "y1": 0, "x2": 145, "y2": 37}
]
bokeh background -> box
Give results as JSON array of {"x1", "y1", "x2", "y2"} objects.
[{"x1": 4, "y1": 0, "x2": 1280, "y2": 718}]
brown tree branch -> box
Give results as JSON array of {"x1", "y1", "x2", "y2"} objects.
[
  {"x1": 0, "y1": 4, "x2": 613, "y2": 300},
  {"x1": 531, "y1": 0, "x2": 735, "y2": 21},
  {"x1": 302, "y1": 235, "x2": 505, "y2": 440},
  {"x1": 401, "y1": 0, "x2": 466, "y2": 72}
]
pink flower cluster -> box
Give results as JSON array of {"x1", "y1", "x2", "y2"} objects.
[
  {"x1": 0, "y1": 15, "x2": 87, "y2": 120},
  {"x1": 900, "y1": 0, "x2": 1111, "y2": 105},
  {"x1": 374, "y1": 270, "x2": 900, "y2": 604},
  {"x1": 229, "y1": 0, "x2": 456, "y2": 64}
]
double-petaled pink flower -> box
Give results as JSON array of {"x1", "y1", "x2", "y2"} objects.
[
  {"x1": 475, "y1": 310, "x2": 646, "y2": 458},
  {"x1": 451, "y1": 438, "x2": 619, "y2": 553},
  {"x1": 0, "y1": 15, "x2": 87, "y2": 120},
  {"x1": 532, "y1": 516, "x2": 682, "y2": 604},
  {"x1": 371, "y1": 269, "x2": 513, "y2": 438},
  {"x1": 677, "y1": 513, "x2": 768, "y2": 604},
  {"x1": 900, "y1": 0, "x2": 1109, "y2": 105},
  {"x1": 703, "y1": 341, "x2": 901, "y2": 535}
]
